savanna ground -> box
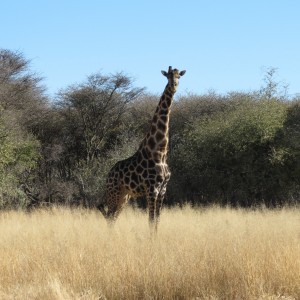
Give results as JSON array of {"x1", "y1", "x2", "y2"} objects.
[{"x1": 0, "y1": 205, "x2": 299, "y2": 300}]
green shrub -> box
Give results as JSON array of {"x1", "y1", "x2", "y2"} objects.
[{"x1": 171, "y1": 97, "x2": 289, "y2": 206}]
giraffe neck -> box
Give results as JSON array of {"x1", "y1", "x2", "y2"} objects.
[{"x1": 139, "y1": 84, "x2": 175, "y2": 162}]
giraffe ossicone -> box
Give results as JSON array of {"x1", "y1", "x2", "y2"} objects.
[{"x1": 97, "y1": 66, "x2": 186, "y2": 231}]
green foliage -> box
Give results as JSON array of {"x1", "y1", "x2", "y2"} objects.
[
  {"x1": 0, "y1": 49, "x2": 45, "y2": 208},
  {"x1": 171, "y1": 97, "x2": 289, "y2": 205},
  {"x1": 192, "y1": 99, "x2": 286, "y2": 151},
  {"x1": 275, "y1": 100, "x2": 300, "y2": 199},
  {"x1": 0, "y1": 109, "x2": 40, "y2": 208}
]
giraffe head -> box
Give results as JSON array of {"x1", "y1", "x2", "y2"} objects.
[{"x1": 161, "y1": 66, "x2": 186, "y2": 93}]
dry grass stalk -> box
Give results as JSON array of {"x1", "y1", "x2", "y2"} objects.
[{"x1": 0, "y1": 206, "x2": 299, "y2": 299}]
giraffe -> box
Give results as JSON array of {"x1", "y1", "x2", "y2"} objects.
[{"x1": 97, "y1": 66, "x2": 186, "y2": 231}]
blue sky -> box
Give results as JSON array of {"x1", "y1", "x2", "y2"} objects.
[{"x1": 2, "y1": 1, "x2": 300, "y2": 97}]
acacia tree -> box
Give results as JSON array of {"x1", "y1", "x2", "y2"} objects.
[
  {"x1": 0, "y1": 49, "x2": 47, "y2": 122},
  {"x1": 57, "y1": 72, "x2": 144, "y2": 163},
  {"x1": 47, "y1": 72, "x2": 144, "y2": 206}
]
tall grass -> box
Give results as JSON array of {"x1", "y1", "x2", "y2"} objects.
[{"x1": 0, "y1": 206, "x2": 299, "y2": 299}]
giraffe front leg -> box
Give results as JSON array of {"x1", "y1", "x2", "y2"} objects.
[
  {"x1": 147, "y1": 187, "x2": 159, "y2": 234},
  {"x1": 155, "y1": 182, "x2": 167, "y2": 225}
]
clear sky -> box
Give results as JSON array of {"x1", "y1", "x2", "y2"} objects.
[{"x1": 2, "y1": 0, "x2": 300, "y2": 98}]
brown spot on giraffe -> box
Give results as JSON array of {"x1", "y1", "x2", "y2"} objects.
[{"x1": 97, "y1": 66, "x2": 186, "y2": 232}]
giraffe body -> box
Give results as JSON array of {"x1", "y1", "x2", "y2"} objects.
[{"x1": 98, "y1": 66, "x2": 186, "y2": 230}]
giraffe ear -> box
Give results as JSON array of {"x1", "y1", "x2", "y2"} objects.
[
  {"x1": 180, "y1": 70, "x2": 186, "y2": 76},
  {"x1": 161, "y1": 71, "x2": 168, "y2": 77}
]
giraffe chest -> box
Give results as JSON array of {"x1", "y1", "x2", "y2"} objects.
[{"x1": 109, "y1": 154, "x2": 170, "y2": 197}]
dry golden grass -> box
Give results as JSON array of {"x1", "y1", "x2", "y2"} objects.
[{"x1": 0, "y1": 205, "x2": 299, "y2": 299}]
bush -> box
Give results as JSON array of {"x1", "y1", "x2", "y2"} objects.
[
  {"x1": 170, "y1": 96, "x2": 289, "y2": 206},
  {"x1": 0, "y1": 109, "x2": 40, "y2": 208}
]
